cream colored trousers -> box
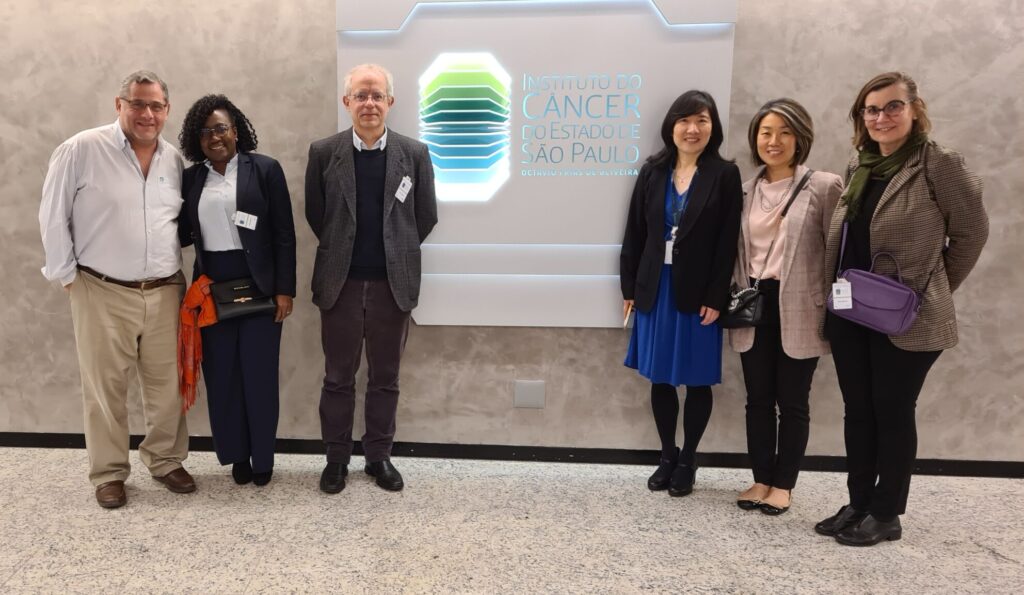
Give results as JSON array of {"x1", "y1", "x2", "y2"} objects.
[{"x1": 69, "y1": 271, "x2": 188, "y2": 486}]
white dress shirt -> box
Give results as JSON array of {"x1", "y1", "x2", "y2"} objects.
[
  {"x1": 353, "y1": 127, "x2": 388, "y2": 151},
  {"x1": 39, "y1": 121, "x2": 185, "y2": 285},
  {"x1": 197, "y1": 154, "x2": 244, "y2": 251}
]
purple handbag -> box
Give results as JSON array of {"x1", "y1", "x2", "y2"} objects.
[{"x1": 826, "y1": 222, "x2": 922, "y2": 336}]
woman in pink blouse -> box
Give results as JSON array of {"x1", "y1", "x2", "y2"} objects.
[{"x1": 729, "y1": 98, "x2": 843, "y2": 515}]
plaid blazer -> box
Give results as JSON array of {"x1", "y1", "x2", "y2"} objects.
[
  {"x1": 729, "y1": 166, "x2": 843, "y2": 359},
  {"x1": 822, "y1": 141, "x2": 988, "y2": 351}
]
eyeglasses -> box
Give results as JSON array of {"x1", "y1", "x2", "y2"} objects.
[
  {"x1": 199, "y1": 124, "x2": 233, "y2": 139},
  {"x1": 120, "y1": 98, "x2": 167, "y2": 114},
  {"x1": 860, "y1": 99, "x2": 911, "y2": 121},
  {"x1": 349, "y1": 92, "x2": 388, "y2": 104}
]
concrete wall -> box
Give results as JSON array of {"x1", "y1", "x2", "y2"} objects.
[{"x1": 2, "y1": 0, "x2": 1021, "y2": 461}]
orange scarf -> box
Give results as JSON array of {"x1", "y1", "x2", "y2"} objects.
[{"x1": 177, "y1": 274, "x2": 217, "y2": 412}]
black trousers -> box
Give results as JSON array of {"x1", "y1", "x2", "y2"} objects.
[
  {"x1": 200, "y1": 250, "x2": 282, "y2": 473},
  {"x1": 826, "y1": 312, "x2": 941, "y2": 517},
  {"x1": 740, "y1": 280, "x2": 818, "y2": 490}
]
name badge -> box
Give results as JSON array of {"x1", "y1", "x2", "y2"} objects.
[
  {"x1": 664, "y1": 226, "x2": 679, "y2": 264},
  {"x1": 232, "y1": 211, "x2": 258, "y2": 230},
  {"x1": 396, "y1": 176, "x2": 413, "y2": 203},
  {"x1": 831, "y1": 279, "x2": 853, "y2": 310}
]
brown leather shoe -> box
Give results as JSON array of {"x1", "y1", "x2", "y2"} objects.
[
  {"x1": 95, "y1": 480, "x2": 127, "y2": 509},
  {"x1": 153, "y1": 468, "x2": 196, "y2": 493}
]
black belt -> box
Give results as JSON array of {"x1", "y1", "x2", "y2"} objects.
[{"x1": 78, "y1": 265, "x2": 184, "y2": 290}]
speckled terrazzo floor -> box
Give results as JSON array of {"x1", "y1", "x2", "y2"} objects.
[{"x1": 0, "y1": 448, "x2": 1020, "y2": 594}]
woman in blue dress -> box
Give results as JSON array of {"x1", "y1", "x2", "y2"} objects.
[{"x1": 620, "y1": 90, "x2": 743, "y2": 496}]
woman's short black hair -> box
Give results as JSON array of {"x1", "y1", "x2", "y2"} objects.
[
  {"x1": 647, "y1": 90, "x2": 729, "y2": 168},
  {"x1": 178, "y1": 94, "x2": 258, "y2": 163}
]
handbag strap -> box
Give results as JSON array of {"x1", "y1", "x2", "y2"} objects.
[
  {"x1": 192, "y1": 231, "x2": 208, "y2": 276},
  {"x1": 752, "y1": 169, "x2": 815, "y2": 289},
  {"x1": 836, "y1": 220, "x2": 850, "y2": 281},
  {"x1": 870, "y1": 252, "x2": 904, "y2": 282}
]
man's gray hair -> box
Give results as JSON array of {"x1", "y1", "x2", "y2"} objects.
[
  {"x1": 343, "y1": 64, "x2": 394, "y2": 97},
  {"x1": 119, "y1": 70, "x2": 169, "y2": 103}
]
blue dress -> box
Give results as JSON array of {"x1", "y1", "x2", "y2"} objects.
[{"x1": 624, "y1": 172, "x2": 723, "y2": 386}]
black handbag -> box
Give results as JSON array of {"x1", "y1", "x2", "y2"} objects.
[
  {"x1": 719, "y1": 284, "x2": 764, "y2": 329},
  {"x1": 209, "y1": 277, "x2": 276, "y2": 321},
  {"x1": 718, "y1": 170, "x2": 814, "y2": 329},
  {"x1": 191, "y1": 229, "x2": 276, "y2": 323}
]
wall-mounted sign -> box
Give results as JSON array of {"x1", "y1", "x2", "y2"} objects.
[{"x1": 337, "y1": 0, "x2": 737, "y2": 327}]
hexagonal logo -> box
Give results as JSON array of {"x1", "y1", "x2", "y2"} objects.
[{"x1": 419, "y1": 53, "x2": 511, "y2": 202}]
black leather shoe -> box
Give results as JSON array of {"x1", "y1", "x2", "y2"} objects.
[
  {"x1": 814, "y1": 505, "x2": 868, "y2": 537},
  {"x1": 319, "y1": 462, "x2": 348, "y2": 494},
  {"x1": 836, "y1": 515, "x2": 902, "y2": 546},
  {"x1": 232, "y1": 461, "x2": 253, "y2": 485},
  {"x1": 252, "y1": 470, "x2": 273, "y2": 487},
  {"x1": 668, "y1": 463, "x2": 697, "y2": 497},
  {"x1": 647, "y1": 450, "x2": 678, "y2": 491},
  {"x1": 365, "y1": 459, "x2": 404, "y2": 492}
]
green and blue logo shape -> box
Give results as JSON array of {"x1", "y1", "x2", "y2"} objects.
[{"x1": 419, "y1": 53, "x2": 511, "y2": 202}]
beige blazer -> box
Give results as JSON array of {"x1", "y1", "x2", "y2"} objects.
[
  {"x1": 729, "y1": 165, "x2": 843, "y2": 359},
  {"x1": 822, "y1": 141, "x2": 988, "y2": 352}
]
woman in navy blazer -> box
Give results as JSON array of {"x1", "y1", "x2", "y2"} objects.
[
  {"x1": 620, "y1": 90, "x2": 742, "y2": 497},
  {"x1": 178, "y1": 95, "x2": 296, "y2": 486}
]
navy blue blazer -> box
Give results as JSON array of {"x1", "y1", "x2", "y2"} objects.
[
  {"x1": 620, "y1": 157, "x2": 742, "y2": 314},
  {"x1": 179, "y1": 152, "x2": 297, "y2": 297}
]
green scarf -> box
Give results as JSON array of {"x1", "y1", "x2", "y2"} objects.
[{"x1": 841, "y1": 133, "x2": 928, "y2": 221}]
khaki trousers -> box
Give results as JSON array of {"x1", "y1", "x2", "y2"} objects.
[{"x1": 69, "y1": 271, "x2": 188, "y2": 486}]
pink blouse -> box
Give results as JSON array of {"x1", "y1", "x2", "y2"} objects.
[{"x1": 746, "y1": 176, "x2": 793, "y2": 280}]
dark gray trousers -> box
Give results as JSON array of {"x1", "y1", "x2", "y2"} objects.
[{"x1": 319, "y1": 279, "x2": 410, "y2": 464}]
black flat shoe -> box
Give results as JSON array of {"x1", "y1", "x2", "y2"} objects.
[
  {"x1": 737, "y1": 499, "x2": 761, "y2": 510},
  {"x1": 252, "y1": 470, "x2": 273, "y2": 486},
  {"x1": 759, "y1": 501, "x2": 790, "y2": 516},
  {"x1": 759, "y1": 490, "x2": 792, "y2": 516},
  {"x1": 836, "y1": 515, "x2": 902, "y2": 546},
  {"x1": 668, "y1": 463, "x2": 696, "y2": 497},
  {"x1": 232, "y1": 461, "x2": 252, "y2": 485},
  {"x1": 319, "y1": 462, "x2": 348, "y2": 494},
  {"x1": 365, "y1": 459, "x2": 404, "y2": 492},
  {"x1": 647, "y1": 450, "x2": 678, "y2": 491},
  {"x1": 814, "y1": 504, "x2": 868, "y2": 536}
]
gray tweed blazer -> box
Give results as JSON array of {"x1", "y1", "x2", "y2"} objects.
[
  {"x1": 304, "y1": 128, "x2": 438, "y2": 312},
  {"x1": 822, "y1": 141, "x2": 988, "y2": 351}
]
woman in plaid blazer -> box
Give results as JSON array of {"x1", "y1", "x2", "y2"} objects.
[
  {"x1": 729, "y1": 98, "x2": 844, "y2": 516},
  {"x1": 815, "y1": 72, "x2": 988, "y2": 546}
]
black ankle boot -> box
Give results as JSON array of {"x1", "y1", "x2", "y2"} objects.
[
  {"x1": 668, "y1": 462, "x2": 697, "y2": 497},
  {"x1": 647, "y1": 449, "x2": 679, "y2": 491}
]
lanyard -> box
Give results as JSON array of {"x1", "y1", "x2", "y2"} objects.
[{"x1": 668, "y1": 171, "x2": 692, "y2": 227}]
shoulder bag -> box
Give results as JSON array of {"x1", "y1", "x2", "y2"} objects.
[
  {"x1": 719, "y1": 169, "x2": 814, "y2": 329},
  {"x1": 825, "y1": 221, "x2": 925, "y2": 336}
]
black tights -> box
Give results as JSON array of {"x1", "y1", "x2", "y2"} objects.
[{"x1": 651, "y1": 383, "x2": 713, "y2": 465}]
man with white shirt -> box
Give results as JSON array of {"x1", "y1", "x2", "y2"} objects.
[
  {"x1": 305, "y1": 63, "x2": 437, "y2": 494},
  {"x1": 39, "y1": 70, "x2": 195, "y2": 508}
]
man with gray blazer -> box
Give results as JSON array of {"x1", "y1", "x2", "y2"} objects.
[{"x1": 305, "y1": 64, "x2": 437, "y2": 494}]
